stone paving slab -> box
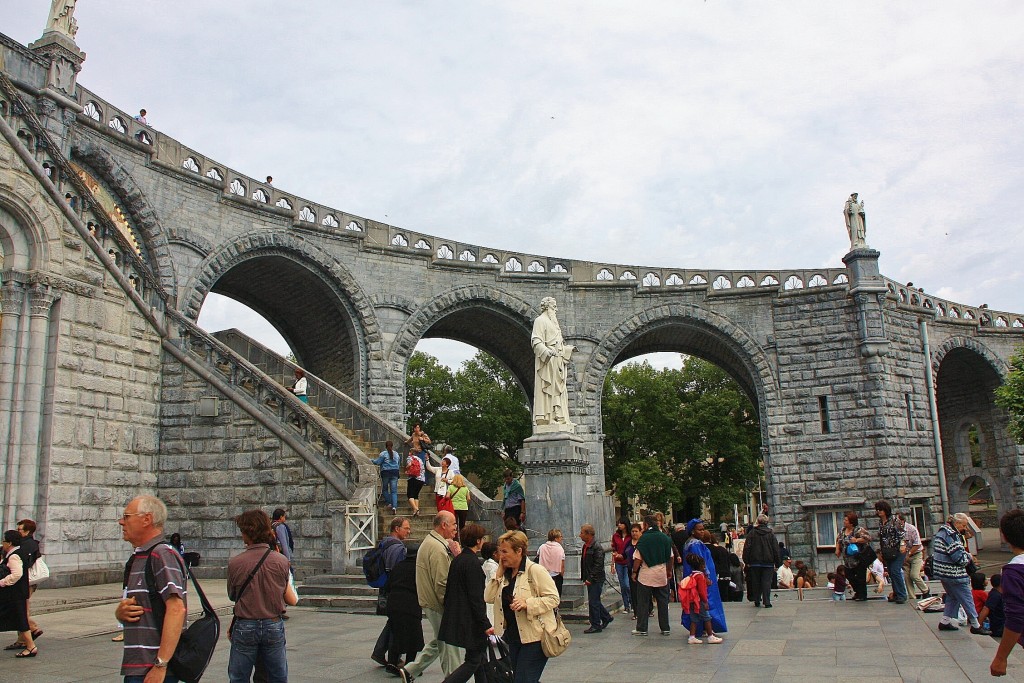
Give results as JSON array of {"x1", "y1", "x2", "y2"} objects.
[{"x1": 9, "y1": 593, "x2": 1024, "y2": 682}]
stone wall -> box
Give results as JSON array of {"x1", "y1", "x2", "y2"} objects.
[{"x1": 157, "y1": 357, "x2": 338, "y2": 577}]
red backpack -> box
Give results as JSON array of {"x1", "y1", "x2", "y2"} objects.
[{"x1": 405, "y1": 455, "x2": 422, "y2": 477}]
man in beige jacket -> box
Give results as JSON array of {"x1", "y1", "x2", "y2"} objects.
[{"x1": 403, "y1": 511, "x2": 463, "y2": 679}]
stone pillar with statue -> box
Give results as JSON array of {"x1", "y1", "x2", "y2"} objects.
[{"x1": 517, "y1": 297, "x2": 613, "y2": 606}]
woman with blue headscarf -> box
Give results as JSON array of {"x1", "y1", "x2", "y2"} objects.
[{"x1": 680, "y1": 519, "x2": 728, "y2": 634}]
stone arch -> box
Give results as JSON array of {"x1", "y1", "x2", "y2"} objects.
[
  {"x1": 933, "y1": 336, "x2": 1019, "y2": 522},
  {"x1": 70, "y1": 138, "x2": 178, "y2": 296},
  {"x1": 582, "y1": 304, "x2": 778, "y2": 417},
  {"x1": 182, "y1": 231, "x2": 382, "y2": 401},
  {"x1": 579, "y1": 304, "x2": 780, "y2": 477},
  {"x1": 166, "y1": 226, "x2": 213, "y2": 256},
  {"x1": 390, "y1": 285, "x2": 538, "y2": 400},
  {"x1": 0, "y1": 184, "x2": 55, "y2": 272}
]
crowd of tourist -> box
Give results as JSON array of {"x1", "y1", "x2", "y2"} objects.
[{"x1": 7, "y1": 477, "x2": 1024, "y2": 682}]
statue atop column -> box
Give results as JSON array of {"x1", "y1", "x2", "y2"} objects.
[
  {"x1": 844, "y1": 192, "x2": 867, "y2": 249},
  {"x1": 531, "y1": 297, "x2": 575, "y2": 433},
  {"x1": 45, "y1": 1, "x2": 79, "y2": 39}
]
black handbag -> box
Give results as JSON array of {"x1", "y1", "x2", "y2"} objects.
[
  {"x1": 483, "y1": 637, "x2": 514, "y2": 683},
  {"x1": 171, "y1": 567, "x2": 221, "y2": 683}
]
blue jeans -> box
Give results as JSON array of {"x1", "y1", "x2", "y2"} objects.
[
  {"x1": 940, "y1": 576, "x2": 979, "y2": 625},
  {"x1": 832, "y1": 592, "x2": 846, "y2": 601},
  {"x1": 587, "y1": 581, "x2": 611, "y2": 629},
  {"x1": 506, "y1": 640, "x2": 547, "y2": 683},
  {"x1": 382, "y1": 474, "x2": 399, "y2": 509},
  {"x1": 885, "y1": 552, "x2": 908, "y2": 601},
  {"x1": 125, "y1": 674, "x2": 179, "y2": 683},
  {"x1": 614, "y1": 563, "x2": 632, "y2": 611},
  {"x1": 228, "y1": 617, "x2": 288, "y2": 683}
]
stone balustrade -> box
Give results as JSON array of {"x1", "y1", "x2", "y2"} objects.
[{"x1": 883, "y1": 277, "x2": 1024, "y2": 330}]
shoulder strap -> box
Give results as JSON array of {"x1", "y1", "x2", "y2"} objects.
[{"x1": 232, "y1": 547, "x2": 274, "y2": 609}]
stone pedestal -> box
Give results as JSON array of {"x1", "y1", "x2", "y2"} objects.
[{"x1": 518, "y1": 430, "x2": 612, "y2": 604}]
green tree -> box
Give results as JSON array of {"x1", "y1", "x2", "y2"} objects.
[
  {"x1": 406, "y1": 351, "x2": 456, "y2": 429},
  {"x1": 601, "y1": 356, "x2": 761, "y2": 519},
  {"x1": 995, "y1": 347, "x2": 1024, "y2": 444},
  {"x1": 406, "y1": 350, "x2": 531, "y2": 496}
]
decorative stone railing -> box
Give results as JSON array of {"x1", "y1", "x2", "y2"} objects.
[
  {"x1": 210, "y1": 328, "x2": 499, "y2": 512},
  {"x1": 883, "y1": 277, "x2": 1024, "y2": 330},
  {"x1": 213, "y1": 328, "x2": 406, "y2": 453},
  {"x1": 0, "y1": 73, "x2": 167, "y2": 311},
  {"x1": 70, "y1": 82, "x2": 860, "y2": 297},
  {"x1": 168, "y1": 312, "x2": 378, "y2": 498}
]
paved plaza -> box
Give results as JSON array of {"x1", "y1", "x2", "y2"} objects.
[{"x1": 5, "y1": 578, "x2": 1024, "y2": 683}]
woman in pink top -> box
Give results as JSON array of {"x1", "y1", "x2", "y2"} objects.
[{"x1": 537, "y1": 529, "x2": 566, "y2": 596}]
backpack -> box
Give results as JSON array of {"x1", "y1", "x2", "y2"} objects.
[
  {"x1": 405, "y1": 455, "x2": 422, "y2": 477},
  {"x1": 363, "y1": 536, "x2": 403, "y2": 588},
  {"x1": 677, "y1": 573, "x2": 700, "y2": 610}
]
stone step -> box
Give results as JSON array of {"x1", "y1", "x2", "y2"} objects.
[
  {"x1": 299, "y1": 595, "x2": 378, "y2": 611},
  {"x1": 299, "y1": 573, "x2": 368, "y2": 587},
  {"x1": 298, "y1": 583, "x2": 377, "y2": 597}
]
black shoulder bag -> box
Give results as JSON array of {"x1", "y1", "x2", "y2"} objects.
[{"x1": 123, "y1": 542, "x2": 221, "y2": 683}]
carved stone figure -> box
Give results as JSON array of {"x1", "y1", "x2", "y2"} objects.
[
  {"x1": 46, "y1": 0, "x2": 79, "y2": 38},
  {"x1": 531, "y1": 297, "x2": 575, "y2": 431},
  {"x1": 844, "y1": 192, "x2": 867, "y2": 249}
]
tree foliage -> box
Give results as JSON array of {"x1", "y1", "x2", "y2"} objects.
[
  {"x1": 995, "y1": 347, "x2": 1024, "y2": 444},
  {"x1": 406, "y1": 350, "x2": 531, "y2": 496},
  {"x1": 602, "y1": 356, "x2": 762, "y2": 519}
]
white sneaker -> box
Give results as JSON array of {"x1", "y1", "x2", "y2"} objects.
[
  {"x1": 688, "y1": 635, "x2": 702, "y2": 644},
  {"x1": 707, "y1": 635, "x2": 723, "y2": 644}
]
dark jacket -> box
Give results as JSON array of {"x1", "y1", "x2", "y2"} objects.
[
  {"x1": 742, "y1": 524, "x2": 782, "y2": 568},
  {"x1": 386, "y1": 553, "x2": 424, "y2": 656},
  {"x1": 16, "y1": 536, "x2": 39, "y2": 571},
  {"x1": 581, "y1": 540, "x2": 606, "y2": 584},
  {"x1": 438, "y1": 548, "x2": 490, "y2": 650}
]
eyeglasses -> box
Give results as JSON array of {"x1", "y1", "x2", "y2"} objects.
[{"x1": 119, "y1": 512, "x2": 150, "y2": 520}]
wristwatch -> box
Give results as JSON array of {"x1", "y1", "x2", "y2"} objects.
[{"x1": 154, "y1": 656, "x2": 169, "y2": 669}]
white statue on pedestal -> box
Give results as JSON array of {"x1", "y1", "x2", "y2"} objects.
[
  {"x1": 531, "y1": 297, "x2": 575, "y2": 433},
  {"x1": 46, "y1": 0, "x2": 79, "y2": 39},
  {"x1": 844, "y1": 192, "x2": 867, "y2": 249}
]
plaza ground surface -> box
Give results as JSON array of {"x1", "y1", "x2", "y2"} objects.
[{"x1": 6, "y1": 574, "x2": 1024, "y2": 683}]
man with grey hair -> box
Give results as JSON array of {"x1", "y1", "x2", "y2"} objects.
[
  {"x1": 741, "y1": 514, "x2": 782, "y2": 608},
  {"x1": 115, "y1": 495, "x2": 188, "y2": 681},
  {"x1": 933, "y1": 512, "x2": 990, "y2": 634},
  {"x1": 531, "y1": 297, "x2": 574, "y2": 429}
]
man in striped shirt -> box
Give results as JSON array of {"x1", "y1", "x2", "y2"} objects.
[{"x1": 115, "y1": 495, "x2": 187, "y2": 682}]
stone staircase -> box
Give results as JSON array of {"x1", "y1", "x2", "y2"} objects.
[{"x1": 298, "y1": 489, "x2": 436, "y2": 612}]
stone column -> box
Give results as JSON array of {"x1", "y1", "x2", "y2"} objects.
[
  {"x1": 518, "y1": 431, "x2": 598, "y2": 604},
  {"x1": 15, "y1": 285, "x2": 56, "y2": 520},
  {"x1": 0, "y1": 281, "x2": 26, "y2": 530}
]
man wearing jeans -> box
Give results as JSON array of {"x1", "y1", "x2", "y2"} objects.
[
  {"x1": 580, "y1": 524, "x2": 612, "y2": 633},
  {"x1": 631, "y1": 515, "x2": 673, "y2": 636},
  {"x1": 227, "y1": 509, "x2": 298, "y2": 682}
]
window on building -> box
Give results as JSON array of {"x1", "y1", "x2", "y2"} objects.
[
  {"x1": 905, "y1": 393, "x2": 915, "y2": 430},
  {"x1": 818, "y1": 395, "x2": 831, "y2": 434},
  {"x1": 814, "y1": 510, "x2": 844, "y2": 548},
  {"x1": 909, "y1": 503, "x2": 928, "y2": 539}
]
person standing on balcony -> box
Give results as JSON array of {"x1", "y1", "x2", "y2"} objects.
[{"x1": 291, "y1": 369, "x2": 308, "y2": 404}]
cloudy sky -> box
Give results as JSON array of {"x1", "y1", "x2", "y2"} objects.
[{"x1": 6, "y1": 2, "x2": 1023, "y2": 367}]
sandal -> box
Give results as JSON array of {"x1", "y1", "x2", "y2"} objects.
[
  {"x1": 31, "y1": 630, "x2": 43, "y2": 640},
  {"x1": 4, "y1": 642, "x2": 24, "y2": 651},
  {"x1": 111, "y1": 633, "x2": 124, "y2": 642},
  {"x1": 16, "y1": 647, "x2": 38, "y2": 658}
]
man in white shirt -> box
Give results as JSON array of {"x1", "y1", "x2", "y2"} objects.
[{"x1": 776, "y1": 557, "x2": 794, "y2": 589}]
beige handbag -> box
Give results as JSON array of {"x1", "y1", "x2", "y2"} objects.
[{"x1": 526, "y1": 563, "x2": 571, "y2": 657}]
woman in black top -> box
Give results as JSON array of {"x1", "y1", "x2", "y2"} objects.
[
  {"x1": 386, "y1": 544, "x2": 424, "y2": 674},
  {"x1": 0, "y1": 530, "x2": 38, "y2": 657},
  {"x1": 438, "y1": 523, "x2": 493, "y2": 683}
]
